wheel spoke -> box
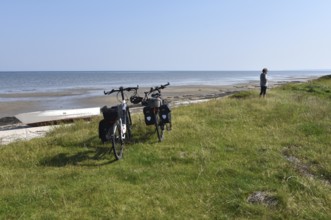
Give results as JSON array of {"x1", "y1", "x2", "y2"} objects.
[{"x1": 112, "y1": 122, "x2": 124, "y2": 159}]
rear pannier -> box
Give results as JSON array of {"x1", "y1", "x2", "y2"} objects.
[
  {"x1": 98, "y1": 119, "x2": 112, "y2": 142},
  {"x1": 159, "y1": 104, "x2": 171, "y2": 123},
  {"x1": 101, "y1": 105, "x2": 121, "y2": 123},
  {"x1": 143, "y1": 106, "x2": 155, "y2": 125},
  {"x1": 148, "y1": 98, "x2": 161, "y2": 108}
]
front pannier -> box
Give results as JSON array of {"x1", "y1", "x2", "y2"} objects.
[
  {"x1": 159, "y1": 104, "x2": 171, "y2": 123},
  {"x1": 143, "y1": 106, "x2": 155, "y2": 125}
]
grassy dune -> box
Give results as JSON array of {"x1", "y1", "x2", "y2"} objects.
[{"x1": 1, "y1": 77, "x2": 330, "y2": 219}]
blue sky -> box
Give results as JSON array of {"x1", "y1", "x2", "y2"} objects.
[{"x1": 1, "y1": 0, "x2": 330, "y2": 71}]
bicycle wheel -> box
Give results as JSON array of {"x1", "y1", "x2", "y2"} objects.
[
  {"x1": 112, "y1": 121, "x2": 124, "y2": 160},
  {"x1": 154, "y1": 113, "x2": 164, "y2": 142},
  {"x1": 126, "y1": 109, "x2": 132, "y2": 140}
]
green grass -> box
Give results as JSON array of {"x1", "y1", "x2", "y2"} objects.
[{"x1": 1, "y1": 77, "x2": 331, "y2": 219}]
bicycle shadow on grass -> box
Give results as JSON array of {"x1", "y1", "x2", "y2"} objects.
[
  {"x1": 131, "y1": 130, "x2": 157, "y2": 144},
  {"x1": 132, "y1": 124, "x2": 171, "y2": 144},
  {"x1": 39, "y1": 137, "x2": 118, "y2": 167}
]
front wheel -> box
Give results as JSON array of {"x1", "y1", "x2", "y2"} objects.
[{"x1": 112, "y1": 121, "x2": 124, "y2": 160}]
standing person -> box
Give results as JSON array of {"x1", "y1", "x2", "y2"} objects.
[{"x1": 260, "y1": 68, "x2": 268, "y2": 97}]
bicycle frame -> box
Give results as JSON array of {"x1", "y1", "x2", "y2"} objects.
[
  {"x1": 142, "y1": 82, "x2": 171, "y2": 142},
  {"x1": 99, "y1": 86, "x2": 139, "y2": 159}
]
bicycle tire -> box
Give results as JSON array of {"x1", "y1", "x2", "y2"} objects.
[
  {"x1": 155, "y1": 113, "x2": 164, "y2": 142},
  {"x1": 126, "y1": 109, "x2": 132, "y2": 140},
  {"x1": 126, "y1": 106, "x2": 132, "y2": 126},
  {"x1": 112, "y1": 121, "x2": 124, "y2": 160}
]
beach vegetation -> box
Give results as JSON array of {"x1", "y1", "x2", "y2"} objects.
[
  {"x1": 280, "y1": 77, "x2": 331, "y2": 99},
  {"x1": 0, "y1": 76, "x2": 330, "y2": 219},
  {"x1": 229, "y1": 90, "x2": 253, "y2": 99}
]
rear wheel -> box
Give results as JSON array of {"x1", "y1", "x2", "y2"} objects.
[
  {"x1": 155, "y1": 113, "x2": 164, "y2": 142},
  {"x1": 112, "y1": 121, "x2": 124, "y2": 160},
  {"x1": 126, "y1": 109, "x2": 132, "y2": 140}
]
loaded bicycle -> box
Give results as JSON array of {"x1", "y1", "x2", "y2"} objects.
[
  {"x1": 98, "y1": 86, "x2": 140, "y2": 160},
  {"x1": 141, "y1": 82, "x2": 172, "y2": 142}
]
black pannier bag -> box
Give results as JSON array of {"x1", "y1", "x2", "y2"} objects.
[
  {"x1": 99, "y1": 119, "x2": 112, "y2": 142},
  {"x1": 99, "y1": 106, "x2": 121, "y2": 142},
  {"x1": 101, "y1": 105, "x2": 120, "y2": 123},
  {"x1": 159, "y1": 104, "x2": 171, "y2": 123},
  {"x1": 143, "y1": 106, "x2": 155, "y2": 125}
]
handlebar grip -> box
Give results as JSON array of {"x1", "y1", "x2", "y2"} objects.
[
  {"x1": 161, "y1": 82, "x2": 170, "y2": 88},
  {"x1": 160, "y1": 82, "x2": 170, "y2": 89},
  {"x1": 104, "y1": 89, "x2": 115, "y2": 95}
]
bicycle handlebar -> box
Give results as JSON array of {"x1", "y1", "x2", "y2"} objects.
[
  {"x1": 147, "y1": 82, "x2": 170, "y2": 94},
  {"x1": 104, "y1": 86, "x2": 139, "y2": 95}
]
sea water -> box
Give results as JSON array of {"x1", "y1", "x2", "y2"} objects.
[
  {"x1": 1, "y1": 70, "x2": 329, "y2": 94},
  {"x1": 0, "y1": 70, "x2": 329, "y2": 104}
]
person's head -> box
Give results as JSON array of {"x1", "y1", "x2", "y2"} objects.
[{"x1": 262, "y1": 68, "x2": 268, "y2": 74}]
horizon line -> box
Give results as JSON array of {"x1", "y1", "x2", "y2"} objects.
[{"x1": 1, "y1": 69, "x2": 331, "y2": 72}]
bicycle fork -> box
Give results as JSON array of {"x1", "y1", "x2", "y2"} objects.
[
  {"x1": 112, "y1": 119, "x2": 126, "y2": 140},
  {"x1": 120, "y1": 120, "x2": 126, "y2": 139}
]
